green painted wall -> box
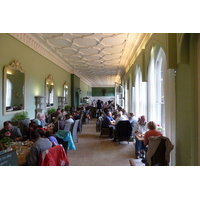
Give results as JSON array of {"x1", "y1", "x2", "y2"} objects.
[
  {"x1": 0, "y1": 33, "x2": 71, "y2": 128},
  {"x1": 92, "y1": 87, "x2": 115, "y2": 96},
  {"x1": 71, "y1": 74, "x2": 80, "y2": 108},
  {"x1": 175, "y1": 34, "x2": 198, "y2": 166}
]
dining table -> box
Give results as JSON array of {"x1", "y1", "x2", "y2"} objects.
[{"x1": 11, "y1": 141, "x2": 33, "y2": 166}]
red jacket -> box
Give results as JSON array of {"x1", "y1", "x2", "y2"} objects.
[{"x1": 39, "y1": 145, "x2": 69, "y2": 166}]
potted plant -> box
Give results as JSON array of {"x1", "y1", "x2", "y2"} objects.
[
  {"x1": 64, "y1": 105, "x2": 71, "y2": 112},
  {"x1": 11, "y1": 111, "x2": 29, "y2": 126},
  {"x1": 47, "y1": 107, "x2": 56, "y2": 115}
]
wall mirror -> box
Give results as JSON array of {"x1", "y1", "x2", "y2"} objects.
[
  {"x1": 46, "y1": 75, "x2": 54, "y2": 107},
  {"x1": 3, "y1": 60, "x2": 25, "y2": 115},
  {"x1": 63, "y1": 81, "x2": 68, "y2": 104}
]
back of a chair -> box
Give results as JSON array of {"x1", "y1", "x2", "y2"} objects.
[
  {"x1": 116, "y1": 120, "x2": 132, "y2": 140},
  {"x1": 146, "y1": 135, "x2": 174, "y2": 166},
  {"x1": 56, "y1": 137, "x2": 68, "y2": 154},
  {"x1": 64, "y1": 123, "x2": 73, "y2": 131},
  {"x1": 151, "y1": 138, "x2": 166, "y2": 166},
  {"x1": 40, "y1": 145, "x2": 69, "y2": 166},
  {"x1": 71, "y1": 119, "x2": 79, "y2": 142}
]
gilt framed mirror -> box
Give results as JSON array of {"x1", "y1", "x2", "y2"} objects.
[
  {"x1": 45, "y1": 75, "x2": 54, "y2": 107},
  {"x1": 3, "y1": 60, "x2": 25, "y2": 115}
]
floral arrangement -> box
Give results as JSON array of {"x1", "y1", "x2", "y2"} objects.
[
  {"x1": 0, "y1": 132, "x2": 12, "y2": 147},
  {"x1": 156, "y1": 124, "x2": 163, "y2": 132}
]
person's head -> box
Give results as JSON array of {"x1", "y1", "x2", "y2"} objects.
[
  {"x1": 38, "y1": 129, "x2": 46, "y2": 137},
  {"x1": 147, "y1": 121, "x2": 157, "y2": 130},
  {"x1": 36, "y1": 112, "x2": 44, "y2": 120},
  {"x1": 46, "y1": 130, "x2": 53, "y2": 137},
  {"x1": 107, "y1": 111, "x2": 112, "y2": 117},
  {"x1": 65, "y1": 114, "x2": 71, "y2": 120},
  {"x1": 3, "y1": 121, "x2": 12, "y2": 131},
  {"x1": 129, "y1": 112, "x2": 134, "y2": 117},
  {"x1": 117, "y1": 111, "x2": 123, "y2": 117},
  {"x1": 30, "y1": 130, "x2": 40, "y2": 142},
  {"x1": 29, "y1": 121, "x2": 38, "y2": 131},
  {"x1": 140, "y1": 115, "x2": 146, "y2": 124},
  {"x1": 56, "y1": 108, "x2": 61, "y2": 113}
]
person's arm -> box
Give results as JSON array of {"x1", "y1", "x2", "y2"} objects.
[
  {"x1": 133, "y1": 123, "x2": 139, "y2": 133},
  {"x1": 14, "y1": 127, "x2": 22, "y2": 141}
]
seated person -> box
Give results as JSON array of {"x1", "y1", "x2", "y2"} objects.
[
  {"x1": 53, "y1": 116, "x2": 65, "y2": 133},
  {"x1": 46, "y1": 130, "x2": 59, "y2": 146},
  {"x1": 73, "y1": 111, "x2": 80, "y2": 120},
  {"x1": 142, "y1": 121, "x2": 162, "y2": 164},
  {"x1": 112, "y1": 112, "x2": 127, "y2": 142},
  {"x1": 143, "y1": 121, "x2": 162, "y2": 146},
  {"x1": 134, "y1": 115, "x2": 148, "y2": 159},
  {"x1": 27, "y1": 121, "x2": 38, "y2": 140},
  {"x1": 64, "y1": 114, "x2": 74, "y2": 131},
  {"x1": 59, "y1": 109, "x2": 67, "y2": 120},
  {"x1": 51, "y1": 108, "x2": 61, "y2": 121},
  {"x1": 102, "y1": 111, "x2": 116, "y2": 138},
  {"x1": 34, "y1": 112, "x2": 47, "y2": 128},
  {"x1": 26, "y1": 130, "x2": 52, "y2": 166},
  {"x1": 0, "y1": 121, "x2": 22, "y2": 141},
  {"x1": 129, "y1": 112, "x2": 138, "y2": 131},
  {"x1": 115, "y1": 111, "x2": 127, "y2": 124}
]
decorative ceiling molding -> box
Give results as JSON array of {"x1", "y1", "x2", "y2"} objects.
[
  {"x1": 9, "y1": 33, "x2": 149, "y2": 87},
  {"x1": 9, "y1": 33, "x2": 74, "y2": 74}
]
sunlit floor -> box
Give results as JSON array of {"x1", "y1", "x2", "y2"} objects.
[{"x1": 67, "y1": 119, "x2": 145, "y2": 166}]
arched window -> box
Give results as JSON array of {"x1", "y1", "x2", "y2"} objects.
[
  {"x1": 134, "y1": 66, "x2": 147, "y2": 118},
  {"x1": 134, "y1": 66, "x2": 142, "y2": 117},
  {"x1": 148, "y1": 45, "x2": 166, "y2": 135}
]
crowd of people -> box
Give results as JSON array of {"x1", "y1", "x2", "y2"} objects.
[
  {"x1": 93, "y1": 99, "x2": 163, "y2": 164},
  {"x1": 0, "y1": 107, "x2": 85, "y2": 165},
  {"x1": 0, "y1": 99, "x2": 164, "y2": 166}
]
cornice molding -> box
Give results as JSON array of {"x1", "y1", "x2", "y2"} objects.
[
  {"x1": 9, "y1": 33, "x2": 94, "y2": 86},
  {"x1": 125, "y1": 33, "x2": 153, "y2": 73},
  {"x1": 9, "y1": 33, "x2": 74, "y2": 74}
]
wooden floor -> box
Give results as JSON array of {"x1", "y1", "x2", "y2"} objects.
[{"x1": 67, "y1": 119, "x2": 144, "y2": 166}]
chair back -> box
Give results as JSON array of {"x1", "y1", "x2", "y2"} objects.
[
  {"x1": 71, "y1": 119, "x2": 79, "y2": 142},
  {"x1": 146, "y1": 135, "x2": 174, "y2": 166},
  {"x1": 79, "y1": 113, "x2": 84, "y2": 133},
  {"x1": 56, "y1": 137, "x2": 68, "y2": 154},
  {"x1": 151, "y1": 138, "x2": 166, "y2": 166},
  {"x1": 116, "y1": 120, "x2": 132, "y2": 143},
  {"x1": 40, "y1": 145, "x2": 69, "y2": 166},
  {"x1": 64, "y1": 122, "x2": 73, "y2": 131}
]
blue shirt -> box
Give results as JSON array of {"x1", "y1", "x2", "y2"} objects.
[{"x1": 102, "y1": 116, "x2": 114, "y2": 127}]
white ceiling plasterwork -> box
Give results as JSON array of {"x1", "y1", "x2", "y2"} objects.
[{"x1": 9, "y1": 33, "x2": 148, "y2": 87}]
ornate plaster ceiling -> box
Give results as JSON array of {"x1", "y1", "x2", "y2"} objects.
[{"x1": 12, "y1": 33, "x2": 148, "y2": 87}]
